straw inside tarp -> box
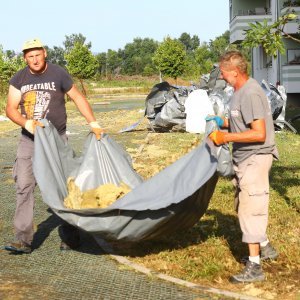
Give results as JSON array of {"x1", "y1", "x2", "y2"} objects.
[{"x1": 33, "y1": 121, "x2": 219, "y2": 241}]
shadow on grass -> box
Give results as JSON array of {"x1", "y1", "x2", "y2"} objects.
[
  {"x1": 270, "y1": 164, "x2": 300, "y2": 210},
  {"x1": 31, "y1": 209, "x2": 103, "y2": 255},
  {"x1": 31, "y1": 211, "x2": 61, "y2": 251},
  {"x1": 109, "y1": 209, "x2": 246, "y2": 262}
]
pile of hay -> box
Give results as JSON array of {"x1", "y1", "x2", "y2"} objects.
[{"x1": 64, "y1": 177, "x2": 131, "y2": 209}]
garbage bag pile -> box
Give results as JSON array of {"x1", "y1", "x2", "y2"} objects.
[
  {"x1": 145, "y1": 81, "x2": 194, "y2": 132},
  {"x1": 145, "y1": 64, "x2": 290, "y2": 134},
  {"x1": 145, "y1": 64, "x2": 234, "y2": 133},
  {"x1": 33, "y1": 120, "x2": 220, "y2": 242},
  {"x1": 261, "y1": 79, "x2": 287, "y2": 130}
]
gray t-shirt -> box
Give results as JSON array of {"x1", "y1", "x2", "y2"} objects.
[
  {"x1": 10, "y1": 62, "x2": 73, "y2": 137},
  {"x1": 229, "y1": 78, "x2": 278, "y2": 163}
]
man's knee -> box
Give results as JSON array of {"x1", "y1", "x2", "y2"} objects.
[
  {"x1": 13, "y1": 158, "x2": 36, "y2": 193},
  {"x1": 15, "y1": 174, "x2": 36, "y2": 193}
]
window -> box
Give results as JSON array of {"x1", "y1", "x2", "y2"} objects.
[
  {"x1": 287, "y1": 49, "x2": 300, "y2": 64},
  {"x1": 229, "y1": 0, "x2": 233, "y2": 20},
  {"x1": 265, "y1": 0, "x2": 271, "y2": 13}
]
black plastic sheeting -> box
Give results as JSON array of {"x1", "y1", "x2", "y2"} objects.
[{"x1": 33, "y1": 121, "x2": 219, "y2": 242}]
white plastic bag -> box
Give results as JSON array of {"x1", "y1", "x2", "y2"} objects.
[{"x1": 184, "y1": 89, "x2": 214, "y2": 133}]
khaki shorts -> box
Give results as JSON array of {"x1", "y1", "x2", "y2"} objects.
[{"x1": 233, "y1": 154, "x2": 273, "y2": 243}]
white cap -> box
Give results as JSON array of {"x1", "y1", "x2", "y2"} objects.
[{"x1": 22, "y1": 38, "x2": 44, "y2": 52}]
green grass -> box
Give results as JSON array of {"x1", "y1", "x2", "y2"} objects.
[
  {"x1": 285, "y1": 105, "x2": 300, "y2": 132},
  {"x1": 111, "y1": 128, "x2": 300, "y2": 299},
  {"x1": 90, "y1": 75, "x2": 158, "y2": 88},
  {"x1": 82, "y1": 75, "x2": 158, "y2": 96}
]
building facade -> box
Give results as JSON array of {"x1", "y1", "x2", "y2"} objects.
[{"x1": 229, "y1": 0, "x2": 300, "y2": 94}]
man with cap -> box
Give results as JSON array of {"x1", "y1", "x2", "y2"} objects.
[{"x1": 5, "y1": 38, "x2": 104, "y2": 253}]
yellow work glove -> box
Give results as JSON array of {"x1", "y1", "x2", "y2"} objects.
[
  {"x1": 208, "y1": 130, "x2": 228, "y2": 146},
  {"x1": 89, "y1": 121, "x2": 104, "y2": 140},
  {"x1": 25, "y1": 120, "x2": 45, "y2": 134}
]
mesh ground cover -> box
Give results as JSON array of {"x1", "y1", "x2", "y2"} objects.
[{"x1": 0, "y1": 127, "x2": 232, "y2": 300}]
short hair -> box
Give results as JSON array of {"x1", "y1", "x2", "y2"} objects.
[{"x1": 219, "y1": 51, "x2": 248, "y2": 74}]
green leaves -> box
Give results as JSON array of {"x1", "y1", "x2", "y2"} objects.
[
  {"x1": 153, "y1": 36, "x2": 187, "y2": 80},
  {"x1": 63, "y1": 33, "x2": 91, "y2": 53},
  {"x1": 194, "y1": 44, "x2": 213, "y2": 75},
  {"x1": 242, "y1": 12, "x2": 299, "y2": 58},
  {"x1": 0, "y1": 46, "x2": 25, "y2": 94},
  {"x1": 45, "y1": 45, "x2": 66, "y2": 67},
  {"x1": 122, "y1": 38, "x2": 158, "y2": 75},
  {"x1": 178, "y1": 32, "x2": 200, "y2": 52},
  {"x1": 64, "y1": 42, "x2": 97, "y2": 80},
  {"x1": 209, "y1": 31, "x2": 232, "y2": 62}
]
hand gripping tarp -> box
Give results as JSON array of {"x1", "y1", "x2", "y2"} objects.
[{"x1": 33, "y1": 121, "x2": 219, "y2": 242}]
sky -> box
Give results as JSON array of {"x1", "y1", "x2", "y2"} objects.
[{"x1": 0, "y1": 0, "x2": 229, "y2": 54}]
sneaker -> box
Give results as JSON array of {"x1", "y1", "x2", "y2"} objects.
[
  {"x1": 4, "y1": 241, "x2": 32, "y2": 254},
  {"x1": 230, "y1": 261, "x2": 265, "y2": 283},
  {"x1": 260, "y1": 243, "x2": 278, "y2": 261},
  {"x1": 241, "y1": 242, "x2": 278, "y2": 264}
]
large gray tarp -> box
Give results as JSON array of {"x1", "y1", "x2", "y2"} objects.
[{"x1": 33, "y1": 121, "x2": 219, "y2": 242}]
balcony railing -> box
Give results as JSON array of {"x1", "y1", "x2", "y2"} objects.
[
  {"x1": 282, "y1": 64, "x2": 300, "y2": 93},
  {"x1": 230, "y1": 12, "x2": 272, "y2": 43},
  {"x1": 234, "y1": 7, "x2": 271, "y2": 18},
  {"x1": 282, "y1": 1, "x2": 300, "y2": 9}
]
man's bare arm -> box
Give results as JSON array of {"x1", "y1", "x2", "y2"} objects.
[
  {"x1": 226, "y1": 119, "x2": 266, "y2": 143},
  {"x1": 67, "y1": 85, "x2": 96, "y2": 123},
  {"x1": 209, "y1": 119, "x2": 266, "y2": 146},
  {"x1": 6, "y1": 85, "x2": 27, "y2": 127}
]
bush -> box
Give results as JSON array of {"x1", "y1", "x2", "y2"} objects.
[{"x1": 0, "y1": 95, "x2": 6, "y2": 114}]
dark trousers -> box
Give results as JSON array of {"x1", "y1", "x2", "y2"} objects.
[{"x1": 13, "y1": 134, "x2": 79, "y2": 246}]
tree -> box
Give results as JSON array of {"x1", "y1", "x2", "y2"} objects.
[
  {"x1": 0, "y1": 47, "x2": 25, "y2": 94},
  {"x1": 63, "y1": 33, "x2": 91, "y2": 53},
  {"x1": 122, "y1": 38, "x2": 158, "y2": 75},
  {"x1": 191, "y1": 35, "x2": 201, "y2": 51},
  {"x1": 5, "y1": 50, "x2": 16, "y2": 59},
  {"x1": 64, "y1": 42, "x2": 98, "y2": 95},
  {"x1": 95, "y1": 52, "x2": 107, "y2": 77},
  {"x1": 194, "y1": 43, "x2": 214, "y2": 75},
  {"x1": 178, "y1": 33, "x2": 201, "y2": 78},
  {"x1": 178, "y1": 33, "x2": 200, "y2": 52},
  {"x1": 242, "y1": 13, "x2": 298, "y2": 58},
  {"x1": 106, "y1": 49, "x2": 123, "y2": 76},
  {"x1": 153, "y1": 36, "x2": 187, "y2": 82},
  {"x1": 45, "y1": 46, "x2": 66, "y2": 67},
  {"x1": 209, "y1": 30, "x2": 232, "y2": 62}
]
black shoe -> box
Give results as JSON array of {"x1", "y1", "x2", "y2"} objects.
[
  {"x1": 60, "y1": 241, "x2": 72, "y2": 251},
  {"x1": 241, "y1": 242, "x2": 278, "y2": 264},
  {"x1": 5, "y1": 241, "x2": 32, "y2": 254},
  {"x1": 230, "y1": 261, "x2": 265, "y2": 283},
  {"x1": 58, "y1": 224, "x2": 81, "y2": 251}
]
